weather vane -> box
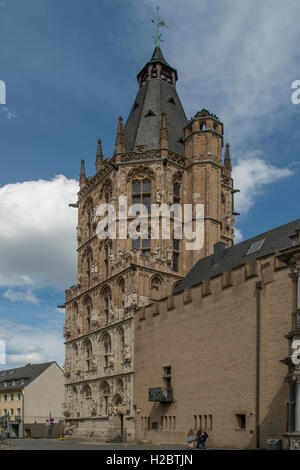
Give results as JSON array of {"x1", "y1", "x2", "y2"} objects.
[{"x1": 151, "y1": 6, "x2": 167, "y2": 48}]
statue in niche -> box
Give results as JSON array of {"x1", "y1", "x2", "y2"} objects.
[
  {"x1": 167, "y1": 191, "x2": 173, "y2": 206},
  {"x1": 166, "y1": 245, "x2": 172, "y2": 262},
  {"x1": 155, "y1": 189, "x2": 162, "y2": 205},
  {"x1": 153, "y1": 245, "x2": 161, "y2": 259},
  {"x1": 123, "y1": 344, "x2": 131, "y2": 363},
  {"x1": 108, "y1": 352, "x2": 114, "y2": 368}
]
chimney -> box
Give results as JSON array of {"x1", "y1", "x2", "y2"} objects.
[{"x1": 213, "y1": 242, "x2": 226, "y2": 265}]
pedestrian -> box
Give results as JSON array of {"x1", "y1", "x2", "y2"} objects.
[
  {"x1": 197, "y1": 429, "x2": 208, "y2": 449},
  {"x1": 186, "y1": 429, "x2": 195, "y2": 449}
]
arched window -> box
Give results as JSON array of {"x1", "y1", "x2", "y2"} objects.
[
  {"x1": 100, "y1": 381, "x2": 110, "y2": 415},
  {"x1": 82, "y1": 383, "x2": 92, "y2": 400},
  {"x1": 81, "y1": 383, "x2": 92, "y2": 417},
  {"x1": 118, "y1": 277, "x2": 125, "y2": 310},
  {"x1": 71, "y1": 385, "x2": 78, "y2": 415},
  {"x1": 118, "y1": 327, "x2": 125, "y2": 356},
  {"x1": 150, "y1": 275, "x2": 163, "y2": 300},
  {"x1": 104, "y1": 241, "x2": 112, "y2": 278},
  {"x1": 83, "y1": 296, "x2": 92, "y2": 332},
  {"x1": 102, "y1": 333, "x2": 111, "y2": 368},
  {"x1": 132, "y1": 179, "x2": 151, "y2": 256},
  {"x1": 116, "y1": 379, "x2": 124, "y2": 393},
  {"x1": 102, "y1": 286, "x2": 112, "y2": 325},
  {"x1": 72, "y1": 342, "x2": 78, "y2": 361},
  {"x1": 83, "y1": 339, "x2": 93, "y2": 372},
  {"x1": 118, "y1": 277, "x2": 125, "y2": 294}
]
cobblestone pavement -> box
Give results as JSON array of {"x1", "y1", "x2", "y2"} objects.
[{"x1": 1, "y1": 438, "x2": 195, "y2": 451}]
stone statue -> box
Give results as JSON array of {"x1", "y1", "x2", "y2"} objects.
[
  {"x1": 153, "y1": 245, "x2": 161, "y2": 259},
  {"x1": 123, "y1": 344, "x2": 131, "y2": 363},
  {"x1": 167, "y1": 191, "x2": 173, "y2": 206},
  {"x1": 108, "y1": 352, "x2": 114, "y2": 368},
  {"x1": 166, "y1": 245, "x2": 172, "y2": 262},
  {"x1": 155, "y1": 189, "x2": 162, "y2": 205}
]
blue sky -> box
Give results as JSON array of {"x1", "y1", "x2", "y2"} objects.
[{"x1": 0, "y1": 0, "x2": 300, "y2": 369}]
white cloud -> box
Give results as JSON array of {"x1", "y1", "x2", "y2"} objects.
[
  {"x1": 0, "y1": 175, "x2": 78, "y2": 289},
  {"x1": 3, "y1": 288, "x2": 39, "y2": 304},
  {"x1": 0, "y1": 106, "x2": 16, "y2": 119},
  {"x1": 0, "y1": 319, "x2": 64, "y2": 369},
  {"x1": 232, "y1": 153, "x2": 292, "y2": 214},
  {"x1": 234, "y1": 228, "x2": 244, "y2": 243},
  {"x1": 126, "y1": 0, "x2": 300, "y2": 146}
]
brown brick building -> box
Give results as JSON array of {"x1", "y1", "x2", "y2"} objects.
[{"x1": 134, "y1": 221, "x2": 300, "y2": 449}]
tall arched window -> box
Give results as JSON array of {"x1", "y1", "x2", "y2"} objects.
[
  {"x1": 83, "y1": 339, "x2": 93, "y2": 372},
  {"x1": 81, "y1": 383, "x2": 92, "y2": 416},
  {"x1": 102, "y1": 286, "x2": 112, "y2": 325},
  {"x1": 119, "y1": 328, "x2": 125, "y2": 354},
  {"x1": 83, "y1": 296, "x2": 92, "y2": 332},
  {"x1": 100, "y1": 381, "x2": 110, "y2": 415},
  {"x1": 132, "y1": 179, "x2": 151, "y2": 256},
  {"x1": 150, "y1": 275, "x2": 163, "y2": 300},
  {"x1": 116, "y1": 379, "x2": 124, "y2": 393},
  {"x1": 72, "y1": 342, "x2": 78, "y2": 363},
  {"x1": 102, "y1": 333, "x2": 111, "y2": 368}
]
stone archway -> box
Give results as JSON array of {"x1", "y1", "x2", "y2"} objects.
[{"x1": 108, "y1": 394, "x2": 125, "y2": 442}]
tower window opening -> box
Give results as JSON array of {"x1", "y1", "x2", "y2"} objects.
[
  {"x1": 145, "y1": 110, "x2": 156, "y2": 117},
  {"x1": 173, "y1": 183, "x2": 180, "y2": 204},
  {"x1": 132, "y1": 180, "x2": 151, "y2": 255},
  {"x1": 235, "y1": 413, "x2": 246, "y2": 429},
  {"x1": 104, "y1": 296, "x2": 110, "y2": 325}
]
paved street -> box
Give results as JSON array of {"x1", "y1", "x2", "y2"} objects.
[{"x1": 1, "y1": 438, "x2": 191, "y2": 451}]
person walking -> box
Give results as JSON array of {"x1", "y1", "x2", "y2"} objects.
[{"x1": 186, "y1": 429, "x2": 195, "y2": 449}]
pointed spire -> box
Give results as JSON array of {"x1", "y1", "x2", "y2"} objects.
[
  {"x1": 115, "y1": 116, "x2": 126, "y2": 154},
  {"x1": 95, "y1": 138, "x2": 103, "y2": 173},
  {"x1": 223, "y1": 143, "x2": 232, "y2": 177},
  {"x1": 160, "y1": 113, "x2": 169, "y2": 149},
  {"x1": 80, "y1": 159, "x2": 86, "y2": 187}
]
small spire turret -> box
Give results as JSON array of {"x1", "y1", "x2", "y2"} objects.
[
  {"x1": 95, "y1": 138, "x2": 103, "y2": 173},
  {"x1": 80, "y1": 159, "x2": 86, "y2": 187},
  {"x1": 115, "y1": 116, "x2": 126, "y2": 154},
  {"x1": 223, "y1": 143, "x2": 232, "y2": 177}
]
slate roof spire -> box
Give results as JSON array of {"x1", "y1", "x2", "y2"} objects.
[{"x1": 124, "y1": 46, "x2": 187, "y2": 156}]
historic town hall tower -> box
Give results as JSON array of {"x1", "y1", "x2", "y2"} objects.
[{"x1": 63, "y1": 43, "x2": 236, "y2": 441}]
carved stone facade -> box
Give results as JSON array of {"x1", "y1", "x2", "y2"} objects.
[{"x1": 63, "y1": 46, "x2": 236, "y2": 441}]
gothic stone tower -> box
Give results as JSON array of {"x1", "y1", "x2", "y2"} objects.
[{"x1": 63, "y1": 46, "x2": 236, "y2": 441}]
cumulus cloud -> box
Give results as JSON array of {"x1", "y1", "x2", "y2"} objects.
[
  {"x1": 3, "y1": 288, "x2": 39, "y2": 304},
  {"x1": 0, "y1": 175, "x2": 78, "y2": 289},
  {"x1": 234, "y1": 228, "x2": 244, "y2": 243},
  {"x1": 0, "y1": 319, "x2": 64, "y2": 369},
  {"x1": 232, "y1": 153, "x2": 292, "y2": 214}
]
